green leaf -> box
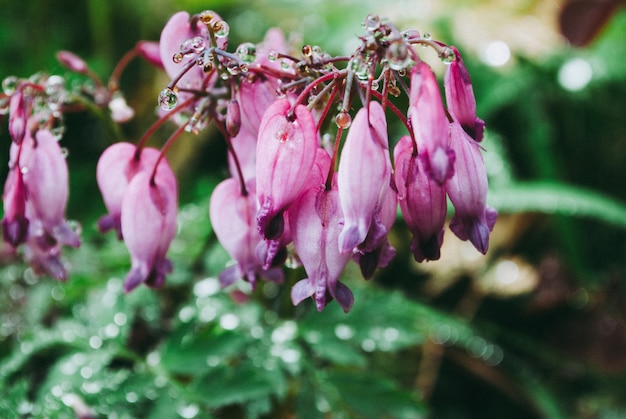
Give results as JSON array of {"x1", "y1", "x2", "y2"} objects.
[
  {"x1": 489, "y1": 182, "x2": 626, "y2": 230},
  {"x1": 327, "y1": 370, "x2": 426, "y2": 419},
  {"x1": 160, "y1": 324, "x2": 249, "y2": 375}
]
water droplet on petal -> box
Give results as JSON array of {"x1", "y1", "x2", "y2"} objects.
[
  {"x1": 172, "y1": 52, "x2": 184, "y2": 64},
  {"x1": 268, "y1": 51, "x2": 279, "y2": 61},
  {"x1": 189, "y1": 36, "x2": 205, "y2": 53},
  {"x1": 158, "y1": 88, "x2": 178, "y2": 111}
]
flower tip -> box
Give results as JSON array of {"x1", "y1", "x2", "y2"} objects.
[
  {"x1": 333, "y1": 281, "x2": 354, "y2": 313},
  {"x1": 124, "y1": 266, "x2": 146, "y2": 293}
]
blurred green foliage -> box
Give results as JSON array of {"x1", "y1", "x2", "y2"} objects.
[{"x1": 1, "y1": 0, "x2": 626, "y2": 418}]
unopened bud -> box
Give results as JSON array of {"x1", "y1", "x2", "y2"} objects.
[
  {"x1": 135, "y1": 41, "x2": 163, "y2": 69},
  {"x1": 226, "y1": 100, "x2": 241, "y2": 137},
  {"x1": 56, "y1": 51, "x2": 89, "y2": 74}
]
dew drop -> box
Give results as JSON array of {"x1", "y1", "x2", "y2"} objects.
[
  {"x1": 158, "y1": 88, "x2": 178, "y2": 111},
  {"x1": 213, "y1": 20, "x2": 229, "y2": 38},
  {"x1": 371, "y1": 80, "x2": 379, "y2": 91},
  {"x1": 172, "y1": 52, "x2": 184, "y2": 64},
  {"x1": 402, "y1": 29, "x2": 420, "y2": 40},
  {"x1": 363, "y1": 14, "x2": 381, "y2": 33},
  {"x1": 199, "y1": 10, "x2": 215, "y2": 24},
  {"x1": 423, "y1": 32, "x2": 432, "y2": 40},
  {"x1": 2, "y1": 76, "x2": 18, "y2": 95},
  {"x1": 302, "y1": 45, "x2": 313, "y2": 58},
  {"x1": 440, "y1": 47, "x2": 456, "y2": 64},
  {"x1": 60, "y1": 147, "x2": 69, "y2": 158},
  {"x1": 335, "y1": 111, "x2": 351, "y2": 129},
  {"x1": 236, "y1": 42, "x2": 256, "y2": 63},
  {"x1": 189, "y1": 36, "x2": 205, "y2": 53},
  {"x1": 268, "y1": 51, "x2": 279, "y2": 61}
]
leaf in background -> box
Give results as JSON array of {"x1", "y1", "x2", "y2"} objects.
[{"x1": 489, "y1": 182, "x2": 626, "y2": 230}]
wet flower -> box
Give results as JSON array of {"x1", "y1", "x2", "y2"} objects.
[
  {"x1": 337, "y1": 101, "x2": 392, "y2": 254},
  {"x1": 409, "y1": 62, "x2": 455, "y2": 185},
  {"x1": 446, "y1": 123, "x2": 497, "y2": 254},
  {"x1": 96, "y1": 142, "x2": 160, "y2": 239},
  {"x1": 290, "y1": 151, "x2": 354, "y2": 312},
  {"x1": 120, "y1": 163, "x2": 178, "y2": 292},
  {"x1": 255, "y1": 99, "x2": 319, "y2": 240},
  {"x1": 444, "y1": 46, "x2": 485, "y2": 142},
  {"x1": 394, "y1": 135, "x2": 447, "y2": 262},
  {"x1": 209, "y1": 177, "x2": 283, "y2": 289}
]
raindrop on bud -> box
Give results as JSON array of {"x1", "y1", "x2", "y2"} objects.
[
  {"x1": 268, "y1": 51, "x2": 279, "y2": 61},
  {"x1": 199, "y1": 10, "x2": 215, "y2": 25},
  {"x1": 213, "y1": 21, "x2": 229, "y2": 38},
  {"x1": 158, "y1": 88, "x2": 178, "y2": 111},
  {"x1": 440, "y1": 47, "x2": 456, "y2": 64}
]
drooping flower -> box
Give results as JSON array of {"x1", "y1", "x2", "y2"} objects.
[
  {"x1": 18, "y1": 130, "x2": 80, "y2": 248},
  {"x1": 337, "y1": 101, "x2": 392, "y2": 254},
  {"x1": 96, "y1": 142, "x2": 160, "y2": 239},
  {"x1": 120, "y1": 162, "x2": 178, "y2": 292},
  {"x1": 409, "y1": 62, "x2": 455, "y2": 185},
  {"x1": 209, "y1": 177, "x2": 283, "y2": 289},
  {"x1": 394, "y1": 135, "x2": 447, "y2": 262},
  {"x1": 289, "y1": 150, "x2": 354, "y2": 312},
  {"x1": 256, "y1": 99, "x2": 319, "y2": 240},
  {"x1": 446, "y1": 123, "x2": 497, "y2": 254},
  {"x1": 444, "y1": 46, "x2": 485, "y2": 142},
  {"x1": 1, "y1": 166, "x2": 29, "y2": 247}
]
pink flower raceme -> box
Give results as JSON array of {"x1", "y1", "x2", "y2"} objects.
[
  {"x1": 444, "y1": 47, "x2": 485, "y2": 142},
  {"x1": 159, "y1": 11, "x2": 226, "y2": 94},
  {"x1": 96, "y1": 142, "x2": 160, "y2": 239},
  {"x1": 394, "y1": 135, "x2": 447, "y2": 262},
  {"x1": 446, "y1": 123, "x2": 497, "y2": 254},
  {"x1": 337, "y1": 101, "x2": 393, "y2": 254},
  {"x1": 209, "y1": 177, "x2": 283, "y2": 289},
  {"x1": 1, "y1": 130, "x2": 80, "y2": 280},
  {"x1": 409, "y1": 62, "x2": 455, "y2": 185},
  {"x1": 290, "y1": 150, "x2": 354, "y2": 312},
  {"x1": 256, "y1": 99, "x2": 319, "y2": 240},
  {"x1": 120, "y1": 162, "x2": 178, "y2": 292}
]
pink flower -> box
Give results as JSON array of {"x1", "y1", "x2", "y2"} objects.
[
  {"x1": 394, "y1": 135, "x2": 446, "y2": 262},
  {"x1": 209, "y1": 177, "x2": 283, "y2": 289},
  {"x1": 255, "y1": 99, "x2": 319, "y2": 240},
  {"x1": 446, "y1": 123, "x2": 497, "y2": 254},
  {"x1": 337, "y1": 101, "x2": 392, "y2": 253},
  {"x1": 120, "y1": 162, "x2": 178, "y2": 292},
  {"x1": 1, "y1": 167, "x2": 28, "y2": 247},
  {"x1": 409, "y1": 62, "x2": 455, "y2": 185},
  {"x1": 289, "y1": 151, "x2": 353, "y2": 312},
  {"x1": 19, "y1": 130, "x2": 80, "y2": 248},
  {"x1": 444, "y1": 47, "x2": 485, "y2": 142},
  {"x1": 96, "y1": 142, "x2": 160, "y2": 239}
]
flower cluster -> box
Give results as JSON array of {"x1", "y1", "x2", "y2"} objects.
[
  {"x1": 0, "y1": 73, "x2": 81, "y2": 280},
  {"x1": 0, "y1": 10, "x2": 496, "y2": 312}
]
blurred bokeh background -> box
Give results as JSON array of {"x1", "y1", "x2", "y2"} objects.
[{"x1": 1, "y1": 0, "x2": 626, "y2": 417}]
